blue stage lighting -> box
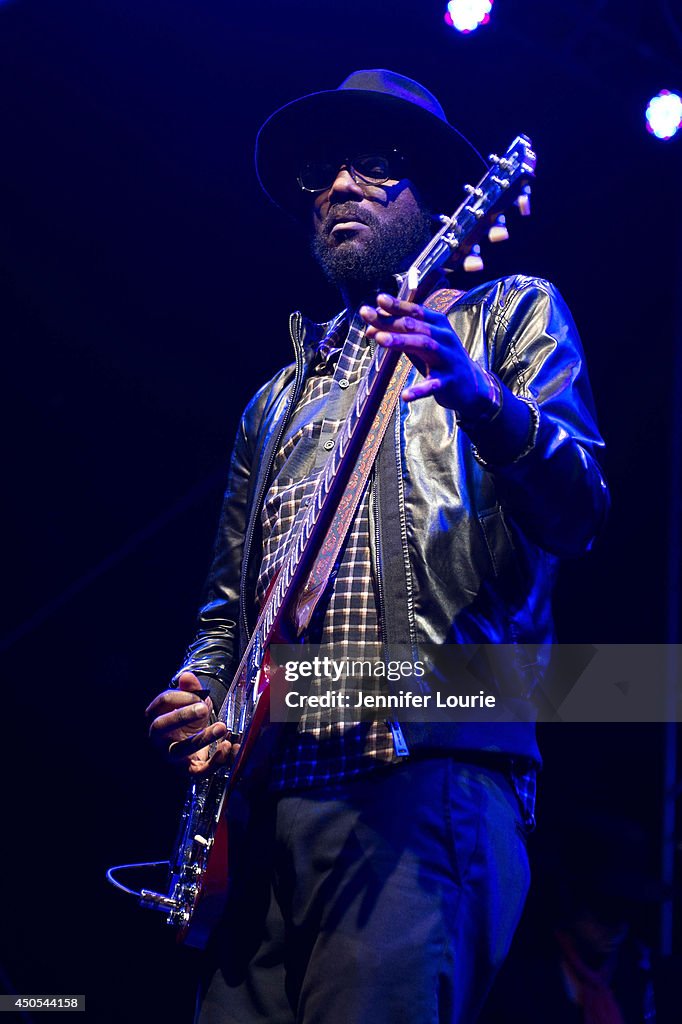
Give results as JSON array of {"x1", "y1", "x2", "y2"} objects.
[
  {"x1": 645, "y1": 90, "x2": 682, "y2": 140},
  {"x1": 444, "y1": 0, "x2": 493, "y2": 34}
]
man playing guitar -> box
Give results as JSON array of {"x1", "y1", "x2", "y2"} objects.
[{"x1": 145, "y1": 70, "x2": 608, "y2": 1023}]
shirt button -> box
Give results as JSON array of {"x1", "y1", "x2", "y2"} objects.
[
  {"x1": 338, "y1": 378, "x2": 350, "y2": 389},
  {"x1": 323, "y1": 439, "x2": 335, "y2": 451}
]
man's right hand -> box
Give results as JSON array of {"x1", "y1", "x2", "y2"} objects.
[{"x1": 145, "y1": 671, "x2": 235, "y2": 776}]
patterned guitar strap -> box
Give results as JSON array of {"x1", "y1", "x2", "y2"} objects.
[{"x1": 293, "y1": 287, "x2": 464, "y2": 634}]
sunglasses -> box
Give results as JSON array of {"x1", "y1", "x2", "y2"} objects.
[{"x1": 297, "y1": 150, "x2": 408, "y2": 193}]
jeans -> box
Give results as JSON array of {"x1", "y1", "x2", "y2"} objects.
[{"x1": 196, "y1": 757, "x2": 530, "y2": 1024}]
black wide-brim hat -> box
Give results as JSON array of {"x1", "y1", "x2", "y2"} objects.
[{"x1": 255, "y1": 69, "x2": 486, "y2": 220}]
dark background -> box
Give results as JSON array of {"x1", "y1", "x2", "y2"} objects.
[{"x1": 1, "y1": 1, "x2": 681, "y2": 1020}]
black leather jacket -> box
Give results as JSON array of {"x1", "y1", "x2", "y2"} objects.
[{"x1": 176, "y1": 276, "x2": 608, "y2": 763}]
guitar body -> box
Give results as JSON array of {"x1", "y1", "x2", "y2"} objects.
[
  {"x1": 168, "y1": 769, "x2": 231, "y2": 948},
  {"x1": 159, "y1": 641, "x2": 290, "y2": 947}
]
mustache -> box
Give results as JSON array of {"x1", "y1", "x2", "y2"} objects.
[{"x1": 322, "y1": 203, "x2": 378, "y2": 235}]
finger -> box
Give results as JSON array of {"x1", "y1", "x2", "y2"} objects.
[
  {"x1": 176, "y1": 671, "x2": 204, "y2": 693},
  {"x1": 145, "y1": 688, "x2": 205, "y2": 719},
  {"x1": 362, "y1": 297, "x2": 449, "y2": 342},
  {"x1": 145, "y1": 672, "x2": 210, "y2": 719},
  {"x1": 167, "y1": 720, "x2": 229, "y2": 760},
  {"x1": 148, "y1": 699, "x2": 212, "y2": 744},
  {"x1": 189, "y1": 740, "x2": 241, "y2": 777},
  {"x1": 359, "y1": 304, "x2": 394, "y2": 327},
  {"x1": 365, "y1": 314, "x2": 436, "y2": 340},
  {"x1": 376, "y1": 293, "x2": 446, "y2": 327},
  {"x1": 402, "y1": 377, "x2": 443, "y2": 403},
  {"x1": 374, "y1": 330, "x2": 441, "y2": 364}
]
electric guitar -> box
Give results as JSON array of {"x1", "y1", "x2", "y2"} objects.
[{"x1": 129, "y1": 135, "x2": 536, "y2": 947}]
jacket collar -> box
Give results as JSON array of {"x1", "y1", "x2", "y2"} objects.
[{"x1": 293, "y1": 308, "x2": 348, "y2": 363}]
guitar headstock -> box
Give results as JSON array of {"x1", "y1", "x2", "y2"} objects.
[{"x1": 399, "y1": 134, "x2": 537, "y2": 296}]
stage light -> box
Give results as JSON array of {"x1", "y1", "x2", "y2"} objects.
[
  {"x1": 645, "y1": 90, "x2": 682, "y2": 140},
  {"x1": 444, "y1": 0, "x2": 493, "y2": 34}
]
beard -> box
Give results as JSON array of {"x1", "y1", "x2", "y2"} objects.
[{"x1": 311, "y1": 199, "x2": 434, "y2": 299}]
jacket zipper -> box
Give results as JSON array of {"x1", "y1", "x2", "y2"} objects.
[
  {"x1": 371, "y1": 469, "x2": 409, "y2": 759},
  {"x1": 393, "y1": 404, "x2": 418, "y2": 654},
  {"x1": 239, "y1": 311, "x2": 306, "y2": 645}
]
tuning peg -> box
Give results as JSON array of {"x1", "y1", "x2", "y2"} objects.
[
  {"x1": 515, "y1": 186, "x2": 532, "y2": 217},
  {"x1": 463, "y1": 245, "x2": 484, "y2": 273},
  {"x1": 488, "y1": 215, "x2": 509, "y2": 243}
]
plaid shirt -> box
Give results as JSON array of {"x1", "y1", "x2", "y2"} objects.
[
  {"x1": 261, "y1": 314, "x2": 399, "y2": 790},
  {"x1": 261, "y1": 312, "x2": 536, "y2": 827}
]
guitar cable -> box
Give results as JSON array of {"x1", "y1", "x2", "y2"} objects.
[{"x1": 106, "y1": 860, "x2": 170, "y2": 899}]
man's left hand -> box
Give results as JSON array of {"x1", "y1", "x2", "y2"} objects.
[{"x1": 360, "y1": 293, "x2": 493, "y2": 417}]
